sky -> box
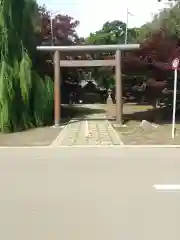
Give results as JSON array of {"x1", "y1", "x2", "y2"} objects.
[{"x1": 37, "y1": 0, "x2": 169, "y2": 37}]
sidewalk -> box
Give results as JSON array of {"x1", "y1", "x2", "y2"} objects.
[{"x1": 51, "y1": 113, "x2": 123, "y2": 146}]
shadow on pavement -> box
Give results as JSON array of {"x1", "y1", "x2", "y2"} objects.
[
  {"x1": 61, "y1": 105, "x2": 107, "y2": 125},
  {"x1": 124, "y1": 107, "x2": 180, "y2": 125}
]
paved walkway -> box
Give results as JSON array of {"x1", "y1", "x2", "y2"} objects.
[{"x1": 51, "y1": 106, "x2": 122, "y2": 146}]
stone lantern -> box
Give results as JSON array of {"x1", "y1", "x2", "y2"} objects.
[{"x1": 107, "y1": 88, "x2": 113, "y2": 104}]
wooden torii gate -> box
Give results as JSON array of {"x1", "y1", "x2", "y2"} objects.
[{"x1": 36, "y1": 44, "x2": 140, "y2": 126}]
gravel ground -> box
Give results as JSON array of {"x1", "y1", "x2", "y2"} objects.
[
  {"x1": 1, "y1": 103, "x2": 180, "y2": 146},
  {"x1": 0, "y1": 104, "x2": 105, "y2": 147},
  {"x1": 106, "y1": 103, "x2": 180, "y2": 145},
  {"x1": 0, "y1": 127, "x2": 62, "y2": 146},
  {"x1": 114, "y1": 121, "x2": 180, "y2": 145}
]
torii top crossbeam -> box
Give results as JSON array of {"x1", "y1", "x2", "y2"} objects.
[{"x1": 36, "y1": 44, "x2": 140, "y2": 52}]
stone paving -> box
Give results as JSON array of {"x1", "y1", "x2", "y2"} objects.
[{"x1": 51, "y1": 112, "x2": 122, "y2": 146}]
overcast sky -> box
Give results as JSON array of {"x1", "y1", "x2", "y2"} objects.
[{"x1": 37, "y1": 0, "x2": 169, "y2": 37}]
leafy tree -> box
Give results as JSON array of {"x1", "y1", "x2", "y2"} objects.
[
  {"x1": 139, "y1": 1, "x2": 180, "y2": 40},
  {"x1": 137, "y1": 0, "x2": 180, "y2": 64},
  {"x1": 0, "y1": 0, "x2": 59, "y2": 132},
  {"x1": 85, "y1": 20, "x2": 140, "y2": 89},
  {"x1": 0, "y1": 0, "x2": 81, "y2": 132},
  {"x1": 157, "y1": 0, "x2": 177, "y2": 2},
  {"x1": 87, "y1": 20, "x2": 139, "y2": 45},
  {"x1": 35, "y1": 5, "x2": 83, "y2": 105},
  {"x1": 39, "y1": 6, "x2": 79, "y2": 46}
]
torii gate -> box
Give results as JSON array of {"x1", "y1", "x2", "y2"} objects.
[{"x1": 36, "y1": 44, "x2": 140, "y2": 126}]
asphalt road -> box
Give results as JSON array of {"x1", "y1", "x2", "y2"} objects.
[{"x1": 0, "y1": 146, "x2": 180, "y2": 240}]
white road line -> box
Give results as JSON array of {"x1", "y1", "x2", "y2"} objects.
[
  {"x1": 0, "y1": 145, "x2": 180, "y2": 148},
  {"x1": 153, "y1": 184, "x2": 180, "y2": 191}
]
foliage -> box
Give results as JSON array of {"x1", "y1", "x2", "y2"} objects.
[
  {"x1": 2, "y1": 0, "x2": 180, "y2": 132},
  {"x1": 137, "y1": 1, "x2": 180, "y2": 65},
  {"x1": 0, "y1": 0, "x2": 82, "y2": 133},
  {"x1": 87, "y1": 20, "x2": 139, "y2": 45},
  {"x1": 84, "y1": 2, "x2": 180, "y2": 89},
  {"x1": 0, "y1": 0, "x2": 54, "y2": 132},
  {"x1": 38, "y1": 5, "x2": 80, "y2": 46},
  {"x1": 138, "y1": 1, "x2": 180, "y2": 40},
  {"x1": 38, "y1": 6, "x2": 83, "y2": 89},
  {"x1": 85, "y1": 20, "x2": 140, "y2": 88},
  {"x1": 36, "y1": 5, "x2": 81, "y2": 77}
]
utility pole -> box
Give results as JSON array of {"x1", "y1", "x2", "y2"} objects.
[
  {"x1": 50, "y1": 16, "x2": 54, "y2": 45},
  {"x1": 50, "y1": 11, "x2": 59, "y2": 45},
  {"x1": 124, "y1": 8, "x2": 134, "y2": 44},
  {"x1": 125, "y1": 8, "x2": 128, "y2": 44}
]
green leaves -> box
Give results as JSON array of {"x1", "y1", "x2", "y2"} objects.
[
  {"x1": 19, "y1": 49, "x2": 32, "y2": 103},
  {"x1": 87, "y1": 20, "x2": 139, "y2": 46},
  {"x1": 0, "y1": 0, "x2": 55, "y2": 132},
  {"x1": 85, "y1": 20, "x2": 139, "y2": 89},
  {"x1": 139, "y1": 1, "x2": 180, "y2": 40}
]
